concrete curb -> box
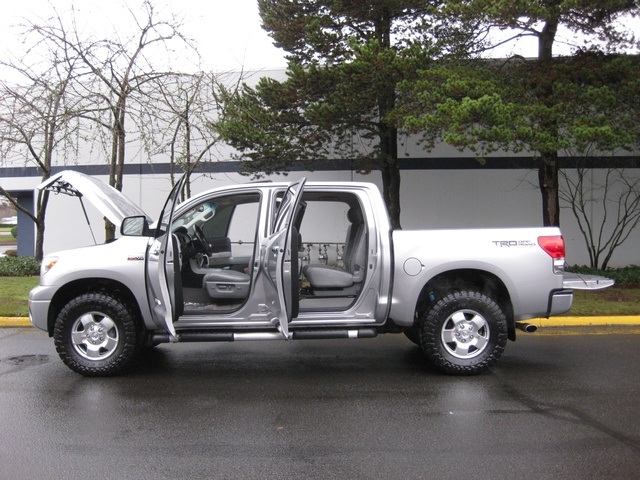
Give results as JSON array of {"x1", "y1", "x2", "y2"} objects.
[
  {"x1": 2, "y1": 316, "x2": 640, "y2": 329},
  {"x1": 0, "y1": 317, "x2": 32, "y2": 327},
  {"x1": 526, "y1": 316, "x2": 640, "y2": 327}
]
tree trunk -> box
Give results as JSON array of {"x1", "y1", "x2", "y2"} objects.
[
  {"x1": 380, "y1": 161, "x2": 402, "y2": 230},
  {"x1": 35, "y1": 218, "x2": 45, "y2": 261},
  {"x1": 375, "y1": 5, "x2": 401, "y2": 230},
  {"x1": 379, "y1": 121, "x2": 401, "y2": 229},
  {"x1": 536, "y1": 18, "x2": 561, "y2": 227},
  {"x1": 105, "y1": 97, "x2": 127, "y2": 241},
  {"x1": 538, "y1": 151, "x2": 560, "y2": 227}
]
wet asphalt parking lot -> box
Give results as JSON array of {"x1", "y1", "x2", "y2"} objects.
[{"x1": 1, "y1": 327, "x2": 639, "y2": 479}]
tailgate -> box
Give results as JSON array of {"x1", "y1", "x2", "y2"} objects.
[{"x1": 563, "y1": 272, "x2": 615, "y2": 290}]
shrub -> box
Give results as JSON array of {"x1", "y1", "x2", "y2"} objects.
[
  {"x1": 11, "y1": 226, "x2": 17, "y2": 238},
  {"x1": 0, "y1": 256, "x2": 41, "y2": 276},
  {"x1": 567, "y1": 265, "x2": 640, "y2": 288},
  {"x1": 606, "y1": 266, "x2": 640, "y2": 288},
  {"x1": 5, "y1": 249, "x2": 17, "y2": 257}
]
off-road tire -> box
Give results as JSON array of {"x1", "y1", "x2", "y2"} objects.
[
  {"x1": 403, "y1": 326, "x2": 422, "y2": 346},
  {"x1": 420, "y1": 290, "x2": 508, "y2": 375},
  {"x1": 53, "y1": 293, "x2": 139, "y2": 376}
]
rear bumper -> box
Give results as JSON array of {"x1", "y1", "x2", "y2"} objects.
[{"x1": 547, "y1": 289, "x2": 574, "y2": 317}]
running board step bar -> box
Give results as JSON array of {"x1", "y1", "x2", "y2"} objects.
[{"x1": 151, "y1": 328, "x2": 379, "y2": 344}]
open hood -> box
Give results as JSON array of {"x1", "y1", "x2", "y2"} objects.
[{"x1": 38, "y1": 170, "x2": 151, "y2": 228}]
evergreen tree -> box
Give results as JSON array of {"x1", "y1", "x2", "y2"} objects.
[
  {"x1": 411, "y1": 0, "x2": 639, "y2": 226},
  {"x1": 217, "y1": 0, "x2": 476, "y2": 229}
]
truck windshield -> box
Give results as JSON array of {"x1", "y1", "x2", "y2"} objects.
[{"x1": 171, "y1": 202, "x2": 218, "y2": 232}]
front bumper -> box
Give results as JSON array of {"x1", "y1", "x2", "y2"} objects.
[{"x1": 28, "y1": 285, "x2": 57, "y2": 333}]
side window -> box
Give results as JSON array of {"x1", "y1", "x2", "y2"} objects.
[
  {"x1": 299, "y1": 201, "x2": 350, "y2": 244},
  {"x1": 298, "y1": 194, "x2": 360, "y2": 268},
  {"x1": 227, "y1": 201, "x2": 260, "y2": 257},
  {"x1": 201, "y1": 205, "x2": 233, "y2": 238},
  {"x1": 173, "y1": 192, "x2": 261, "y2": 259}
]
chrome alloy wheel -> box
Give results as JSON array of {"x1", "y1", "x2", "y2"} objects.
[
  {"x1": 440, "y1": 309, "x2": 490, "y2": 359},
  {"x1": 71, "y1": 312, "x2": 120, "y2": 361}
]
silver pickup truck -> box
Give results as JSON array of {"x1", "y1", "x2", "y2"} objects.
[{"x1": 29, "y1": 171, "x2": 608, "y2": 377}]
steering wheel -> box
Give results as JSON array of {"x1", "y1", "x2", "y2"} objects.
[
  {"x1": 193, "y1": 225, "x2": 212, "y2": 255},
  {"x1": 173, "y1": 227, "x2": 196, "y2": 260}
]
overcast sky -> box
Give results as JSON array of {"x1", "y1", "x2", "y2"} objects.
[
  {"x1": 0, "y1": 1, "x2": 637, "y2": 73},
  {"x1": 0, "y1": 0, "x2": 288, "y2": 72},
  {"x1": 0, "y1": 0, "x2": 554, "y2": 73}
]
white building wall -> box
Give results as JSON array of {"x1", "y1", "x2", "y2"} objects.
[
  {"x1": 7, "y1": 165, "x2": 635, "y2": 268},
  {"x1": 2, "y1": 65, "x2": 638, "y2": 267},
  {"x1": 4, "y1": 62, "x2": 639, "y2": 266}
]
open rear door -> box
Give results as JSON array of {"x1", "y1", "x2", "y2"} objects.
[
  {"x1": 265, "y1": 178, "x2": 306, "y2": 338},
  {"x1": 145, "y1": 175, "x2": 187, "y2": 338}
]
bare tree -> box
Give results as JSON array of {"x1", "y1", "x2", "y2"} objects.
[
  {"x1": 560, "y1": 164, "x2": 640, "y2": 269},
  {"x1": 0, "y1": 43, "x2": 82, "y2": 260},
  {"x1": 30, "y1": 0, "x2": 194, "y2": 239},
  {"x1": 142, "y1": 71, "x2": 223, "y2": 199}
]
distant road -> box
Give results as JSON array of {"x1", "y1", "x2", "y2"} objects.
[
  {"x1": 0, "y1": 228, "x2": 17, "y2": 257},
  {"x1": 0, "y1": 243, "x2": 17, "y2": 256}
]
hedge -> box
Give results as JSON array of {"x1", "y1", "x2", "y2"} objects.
[
  {"x1": 567, "y1": 265, "x2": 640, "y2": 288},
  {"x1": 0, "y1": 256, "x2": 41, "y2": 276}
]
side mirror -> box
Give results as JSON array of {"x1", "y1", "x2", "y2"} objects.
[{"x1": 121, "y1": 216, "x2": 150, "y2": 236}]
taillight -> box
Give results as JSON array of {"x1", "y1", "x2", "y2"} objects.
[
  {"x1": 538, "y1": 236, "x2": 565, "y2": 258},
  {"x1": 538, "y1": 235, "x2": 565, "y2": 274}
]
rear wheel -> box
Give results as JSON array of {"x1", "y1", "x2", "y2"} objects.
[
  {"x1": 53, "y1": 293, "x2": 139, "y2": 376},
  {"x1": 420, "y1": 290, "x2": 507, "y2": 375}
]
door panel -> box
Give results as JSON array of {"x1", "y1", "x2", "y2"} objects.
[
  {"x1": 145, "y1": 175, "x2": 187, "y2": 336},
  {"x1": 264, "y1": 179, "x2": 306, "y2": 338}
]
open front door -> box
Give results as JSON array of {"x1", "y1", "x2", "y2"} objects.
[
  {"x1": 265, "y1": 178, "x2": 306, "y2": 338},
  {"x1": 146, "y1": 175, "x2": 187, "y2": 338}
]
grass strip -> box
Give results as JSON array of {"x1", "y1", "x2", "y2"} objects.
[
  {"x1": 565, "y1": 288, "x2": 640, "y2": 316},
  {"x1": 0, "y1": 276, "x2": 40, "y2": 317},
  {"x1": 0, "y1": 277, "x2": 639, "y2": 318}
]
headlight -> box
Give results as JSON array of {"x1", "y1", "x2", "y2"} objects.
[{"x1": 41, "y1": 256, "x2": 59, "y2": 275}]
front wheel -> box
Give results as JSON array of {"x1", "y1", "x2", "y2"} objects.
[
  {"x1": 420, "y1": 290, "x2": 508, "y2": 375},
  {"x1": 403, "y1": 326, "x2": 421, "y2": 346},
  {"x1": 53, "y1": 293, "x2": 139, "y2": 376}
]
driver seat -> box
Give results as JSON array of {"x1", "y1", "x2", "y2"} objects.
[{"x1": 203, "y1": 269, "x2": 250, "y2": 299}]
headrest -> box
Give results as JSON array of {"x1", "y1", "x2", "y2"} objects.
[{"x1": 347, "y1": 207, "x2": 364, "y2": 224}]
